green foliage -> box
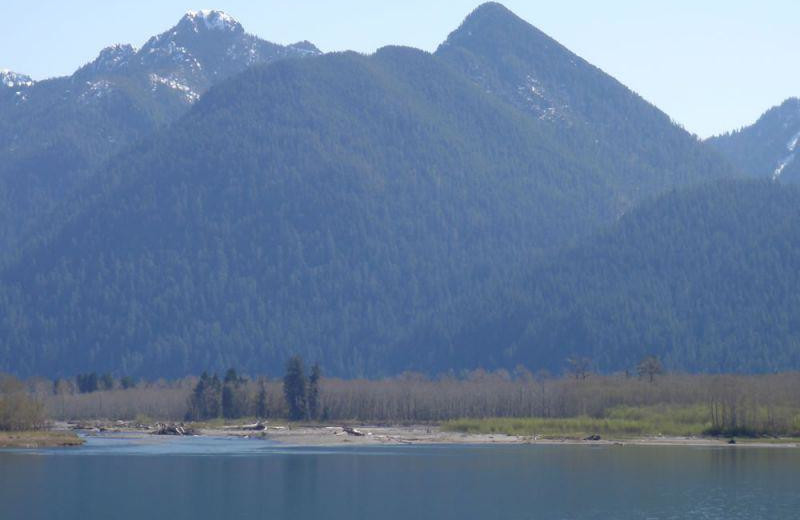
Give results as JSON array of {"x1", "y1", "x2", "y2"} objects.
[
  {"x1": 308, "y1": 363, "x2": 322, "y2": 421},
  {"x1": 120, "y1": 376, "x2": 136, "y2": 390},
  {"x1": 222, "y1": 369, "x2": 248, "y2": 419},
  {"x1": 0, "y1": 17, "x2": 317, "y2": 255},
  {"x1": 76, "y1": 373, "x2": 99, "y2": 394},
  {"x1": 186, "y1": 372, "x2": 222, "y2": 421},
  {"x1": 0, "y1": 47, "x2": 621, "y2": 378},
  {"x1": 443, "y1": 405, "x2": 711, "y2": 437},
  {"x1": 0, "y1": 4, "x2": 747, "y2": 379},
  {"x1": 437, "y1": 179, "x2": 800, "y2": 374},
  {"x1": 284, "y1": 356, "x2": 308, "y2": 421},
  {"x1": 100, "y1": 373, "x2": 115, "y2": 391},
  {"x1": 437, "y1": 2, "x2": 736, "y2": 205},
  {"x1": 255, "y1": 378, "x2": 269, "y2": 419},
  {"x1": 708, "y1": 98, "x2": 800, "y2": 181}
]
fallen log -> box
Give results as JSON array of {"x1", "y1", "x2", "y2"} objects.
[
  {"x1": 153, "y1": 423, "x2": 196, "y2": 436},
  {"x1": 242, "y1": 422, "x2": 267, "y2": 431}
]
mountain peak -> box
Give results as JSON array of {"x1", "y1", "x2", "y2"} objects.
[
  {"x1": 84, "y1": 44, "x2": 136, "y2": 74},
  {"x1": 288, "y1": 40, "x2": 322, "y2": 56},
  {"x1": 778, "y1": 97, "x2": 800, "y2": 112},
  {"x1": 139, "y1": 9, "x2": 246, "y2": 66},
  {"x1": 439, "y1": 2, "x2": 547, "y2": 53},
  {"x1": 181, "y1": 9, "x2": 243, "y2": 33},
  {"x1": 469, "y1": 2, "x2": 516, "y2": 18},
  {"x1": 453, "y1": 2, "x2": 524, "y2": 33},
  {"x1": 0, "y1": 69, "x2": 34, "y2": 88}
]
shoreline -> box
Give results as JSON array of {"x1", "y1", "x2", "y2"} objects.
[
  {"x1": 53, "y1": 421, "x2": 800, "y2": 449},
  {"x1": 0, "y1": 431, "x2": 84, "y2": 449}
]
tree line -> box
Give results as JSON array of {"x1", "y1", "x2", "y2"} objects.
[
  {"x1": 6, "y1": 359, "x2": 800, "y2": 437},
  {"x1": 185, "y1": 357, "x2": 322, "y2": 422},
  {"x1": 7, "y1": 356, "x2": 800, "y2": 436}
]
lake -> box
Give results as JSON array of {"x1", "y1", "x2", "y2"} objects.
[{"x1": 1, "y1": 435, "x2": 798, "y2": 519}]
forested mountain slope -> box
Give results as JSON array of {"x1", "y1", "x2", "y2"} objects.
[
  {"x1": 436, "y1": 3, "x2": 735, "y2": 210},
  {"x1": 0, "y1": 4, "x2": 744, "y2": 378},
  {"x1": 421, "y1": 180, "x2": 800, "y2": 374},
  {"x1": 0, "y1": 10, "x2": 317, "y2": 250},
  {"x1": 708, "y1": 98, "x2": 800, "y2": 182},
  {"x1": 0, "y1": 47, "x2": 618, "y2": 378}
]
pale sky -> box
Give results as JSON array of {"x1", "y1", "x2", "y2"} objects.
[{"x1": 1, "y1": 1, "x2": 798, "y2": 138}]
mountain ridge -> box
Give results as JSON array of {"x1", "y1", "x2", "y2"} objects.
[
  {"x1": 0, "y1": 3, "x2": 765, "y2": 379},
  {"x1": 709, "y1": 97, "x2": 800, "y2": 181},
  {"x1": 0, "y1": 10, "x2": 319, "y2": 252},
  {"x1": 421, "y1": 178, "x2": 800, "y2": 374},
  {"x1": 436, "y1": 2, "x2": 736, "y2": 211}
]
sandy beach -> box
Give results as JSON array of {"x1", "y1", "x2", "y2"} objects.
[{"x1": 58, "y1": 421, "x2": 800, "y2": 449}]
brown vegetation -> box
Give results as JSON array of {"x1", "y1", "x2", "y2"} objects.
[
  {"x1": 28, "y1": 370, "x2": 800, "y2": 438},
  {"x1": 0, "y1": 374, "x2": 46, "y2": 431}
]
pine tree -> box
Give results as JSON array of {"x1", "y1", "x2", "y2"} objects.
[
  {"x1": 283, "y1": 356, "x2": 308, "y2": 421},
  {"x1": 100, "y1": 373, "x2": 114, "y2": 391},
  {"x1": 308, "y1": 363, "x2": 322, "y2": 421},
  {"x1": 256, "y1": 377, "x2": 269, "y2": 419},
  {"x1": 222, "y1": 368, "x2": 247, "y2": 419},
  {"x1": 206, "y1": 374, "x2": 222, "y2": 418}
]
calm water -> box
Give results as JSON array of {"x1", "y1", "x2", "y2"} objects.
[{"x1": 1, "y1": 435, "x2": 799, "y2": 519}]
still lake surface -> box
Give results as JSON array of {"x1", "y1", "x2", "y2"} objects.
[{"x1": 1, "y1": 435, "x2": 798, "y2": 519}]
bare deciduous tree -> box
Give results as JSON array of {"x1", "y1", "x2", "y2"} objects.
[{"x1": 637, "y1": 356, "x2": 663, "y2": 384}]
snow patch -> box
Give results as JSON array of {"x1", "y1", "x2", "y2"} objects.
[
  {"x1": 1, "y1": 69, "x2": 34, "y2": 88},
  {"x1": 93, "y1": 44, "x2": 135, "y2": 71},
  {"x1": 516, "y1": 74, "x2": 568, "y2": 122},
  {"x1": 185, "y1": 10, "x2": 241, "y2": 32},
  {"x1": 79, "y1": 80, "x2": 114, "y2": 102},
  {"x1": 227, "y1": 43, "x2": 259, "y2": 64},
  {"x1": 149, "y1": 74, "x2": 199, "y2": 103},
  {"x1": 788, "y1": 130, "x2": 800, "y2": 153},
  {"x1": 288, "y1": 41, "x2": 321, "y2": 56},
  {"x1": 773, "y1": 155, "x2": 795, "y2": 179},
  {"x1": 772, "y1": 129, "x2": 800, "y2": 180}
]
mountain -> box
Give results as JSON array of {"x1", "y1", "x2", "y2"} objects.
[
  {"x1": 0, "y1": 10, "x2": 318, "y2": 251},
  {"x1": 0, "y1": 4, "x2": 739, "y2": 378},
  {"x1": 0, "y1": 47, "x2": 619, "y2": 378},
  {"x1": 435, "y1": 3, "x2": 736, "y2": 210},
  {"x1": 75, "y1": 10, "x2": 318, "y2": 101},
  {"x1": 0, "y1": 70, "x2": 34, "y2": 89},
  {"x1": 418, "y1": 179, "x2": 800, "y2": 374},
  {"x1": 708, "y1": 98, "x2": 800, "y2": 182}
]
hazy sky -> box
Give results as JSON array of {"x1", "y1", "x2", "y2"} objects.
[{"x1": 2, "y1": 1, "x2": 798, "y2": 137}]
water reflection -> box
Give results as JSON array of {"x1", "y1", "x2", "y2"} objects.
[{"x1": 1, "y1": 435, "x2": 798, "y2": 519}]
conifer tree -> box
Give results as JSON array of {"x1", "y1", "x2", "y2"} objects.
[
  {"x1": 308, "y1": 363, "x2": 322, "y2": 421},
  {"x1": 283, "y1": 356, "x2": 308, "y2": 421}
]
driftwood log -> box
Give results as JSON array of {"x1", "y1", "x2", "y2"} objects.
[
  {"x1": 154, "y1": 423, "x2": 195, "y2": 436},
  {"x1": 242, "y1": 422, "x2": 267, "y2": 431},
  {"x1": 343, "y1": 426, "x2": 366, "y2": 437}
]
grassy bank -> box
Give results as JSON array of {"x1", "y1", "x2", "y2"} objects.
[
  {"x1": 444, "y1": 405, "x2": 717, "y2": 438},
  {"x1": 443, "y1": 404, "x2": 800, "y2": 439},
  {"x1": 0, "y1": 431, "x2": 84, "y2": 448}
]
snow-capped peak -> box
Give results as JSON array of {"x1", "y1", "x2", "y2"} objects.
[
  {"x1": 183, "y1": 9, "x2": 242, "y2": 32},
  {"x1": 94, "y1": 44, "x2": 136, "y2": 71},
  {"x1": 0, "y1": 69, "x2": 34, "y2": 88}
]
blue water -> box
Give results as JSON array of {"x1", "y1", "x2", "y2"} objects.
[{"x1": 1, "y1": 435, "x2": 799, "y2": 519}]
